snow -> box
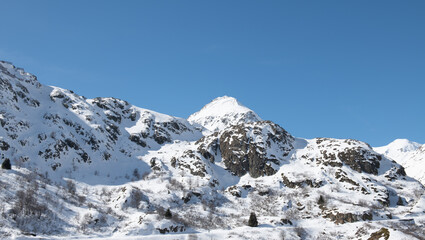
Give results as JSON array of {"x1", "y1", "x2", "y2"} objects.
[{"x1": 190, "y1": 96, "x2": 253, "y2": 119}]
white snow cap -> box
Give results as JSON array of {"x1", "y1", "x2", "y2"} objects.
[
  {"x1": 375, "y1": 138, "x2": 421, "y2": 156},
  {"x1": 374, "y1": 138, "x2": 425, "y2": 185},
  {"x1": 188, "y1": 96, "x2": 262, "y2": 132}
]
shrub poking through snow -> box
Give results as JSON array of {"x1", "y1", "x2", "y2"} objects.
[
  {"x1": 248, "y1": 212, "x2": 258, "y2": 227},
  {"x1": 396, "y1": 196, "x2": 404, "y2": 206},
  {"x1": 1, "y1": 159, "x2": 11, "y2": 170},
  {"x1": 318, "y1": 195, "x2": 325, "y2": 206},
  {"x1": 165, "y1": 208, "x2": 172, "y2": 219}
]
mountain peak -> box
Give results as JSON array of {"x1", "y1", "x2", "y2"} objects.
[
  {"x1": 188, "y1": 96, "x2": 261, "y2": 132},
  {"x1": 374, "y1": 138, "x2": 422, "y2": 163},
  {"x1": 384, "y1": 139, "x2": 421, "y2": 152},
  {"x1": 197, "y1": 96, "x2": 251, "y2": 115}
]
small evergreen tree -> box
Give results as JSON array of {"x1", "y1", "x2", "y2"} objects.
[
  {"x1": 248, "y1": 212, "x2": 258, "y2": 227},
  {"x1": 165, "y1": 208, "x2": 172, "y2": 219},
  {"x1": 1, "y1": 158, "x2": 11, "y2": 170},
  {"x1": 397, "y1": 196, "x2": 404, "y2": 206},
  {"x1": 317, "y1": 195, "x2": 325, "y2": 205}
]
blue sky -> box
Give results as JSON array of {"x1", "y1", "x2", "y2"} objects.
[{"x1": 1, "y1": 1, "x2": 424, "y2": 146}]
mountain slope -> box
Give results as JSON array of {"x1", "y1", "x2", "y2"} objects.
[
  {"x1": 0, "y1": 60, "x2": 424, "y2": 239},
  {"x1": 375, "y1": 139, "x2": 425, "y2": 185},
  {"x1": 0, "y1": 60, "x2": 202, "y2": 184}
]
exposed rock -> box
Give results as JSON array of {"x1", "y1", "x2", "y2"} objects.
[
  {"x1": 0, "y1": 140, "x2": 10, "y2": 151},
  {"x1": 280, "y1": 219, "x2": 293, "y2": 225},
  {"x1": 156, "y1": 225, "x2": 186, "y2": 234},
  {"x1": 281, "y1": 173, "x2": 323, "y2": 188},
  {"x1": 324, "y1": 211, "x2": 372, "y2": 224},
  {"x1": 226, "y1": 186, "x2": 241, "y2": 197},
  {"x1": 129, "y1": 134, "x2": 147, "y2": 147},
  {"x1": 335, "y1": 169, "x2": 359, "y2": 186},
  {"x1": 313, "y1": 138, "x2": 382, "y2": 175},
  {"x1": 218, "y1": 121, "x2": 294, "y2": 178},
  {"x1": 337, "y1": 147, "x2": 381, "y2": 175},
  {"x1": 196, "y1": 133, "x2": 220, "y2": 164},
  {"x1": 368, "y1": 228, "x2": 390, "y2": 240},
  {"x1": 182, "y1": 191, "x2": 202, "y2": 203}
]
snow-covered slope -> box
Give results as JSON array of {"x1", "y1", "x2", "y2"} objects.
[
  {"x1": 0, "y1": 60, "x2": 202, "y2": 184},
  {"x1": 375, "y1": 139, "x2": 425, "y2": 185},
  {"x1": 188, "y1": 96, "x2": 261, "y2": 132},
  {"x1": 1, "y1": 60, "x2": 424, "y2": 240}
]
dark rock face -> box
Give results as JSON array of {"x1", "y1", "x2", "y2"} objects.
[
  {"x1": 217, "y1": 121, "x2": 294, "y2": 178},
  {"x1": 337, "y1": 147, "x2": 381, "y2": 175},
  {"x1": 219, "y1": 126, "x2": 250, "y2": 176}
]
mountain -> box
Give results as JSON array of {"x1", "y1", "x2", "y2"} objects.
[
  {"x1": 375, "y1": 139, "x2": 425, "y2": 185},
  {"x1": 0, "y1": 61, "x2": 202, "y2": 185},
  {"x1": 188, "y1": 96, "x2": 261, "y2": 133},
  {"x1": 0, "y1": 60, "x2": 424, "y2": 239}
]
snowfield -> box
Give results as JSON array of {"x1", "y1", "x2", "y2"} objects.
[{"x1": 1, "y1": 60, "x2": 424, "y2": 240}]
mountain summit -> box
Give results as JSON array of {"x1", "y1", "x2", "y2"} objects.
[
  {"x1": 188, "y1": 96, "x2": 261, "y2": 132},
  {"x1": 375, "y1": 139, "x2": 425, "y2": 185},
  {"x1": 374, "y1": 139, "x2": 421, "y2": 158}
]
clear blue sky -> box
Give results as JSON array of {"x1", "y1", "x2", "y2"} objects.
[{"x1": 1, "y1": 1, "x2": 424, "y2": 146}]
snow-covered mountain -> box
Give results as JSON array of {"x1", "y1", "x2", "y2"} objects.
[
  {"x1": 375, "y1": 139, "x2": 425, "y2": 186},
  {"x1": 0, "y1": 60, "x2": 202, "y2": 185},
  {"x1": 1, "y1": 60, "x2": 424, "y2": 240},
  {"x1": 188, "y1": 96, "x2": 261, "y2": 133},
  {"x1": 374, "y1": 139, "x2": 421, "y2": 162}
]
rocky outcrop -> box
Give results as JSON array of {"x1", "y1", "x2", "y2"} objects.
[
  {"x1": 337, "y1": 147, "x2": 381, "y2": 175},
  {"x1": 195, "y1": 121, "x2": 294, "y2": 178},
  {"x1": 324, "y1": 211, "x2": 372, "y2": 224},
  {"x1": 281, "y1": 173, "x2": 323, "y2": 188},
  {"x1": 313, "y1": 138, "x2": 382, "y2": 175},
  {"x1": 156, "y1": 225, "x2": 186, "y2": 234},
  {"x1": 219, "y1": 121, "x2": 294, "y2": 178}
]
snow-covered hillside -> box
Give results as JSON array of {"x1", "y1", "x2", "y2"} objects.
[
  {"x1": 1, "y1": 60, "x2": 424, "y2": 240},
  {"x1": 375, "y1": 139, "x2": 425, "y2": 186}
]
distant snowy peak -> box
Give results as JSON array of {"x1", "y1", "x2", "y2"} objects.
[
  {"x1": 374, "y1": 139, "x2": 421, "y2": 161},
  {"x1": 188, "y1": 96, "x2": 262, "y2": 132},
  {"x1": 374, "y1": 139, "x2": 425, "y2": 185}
]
